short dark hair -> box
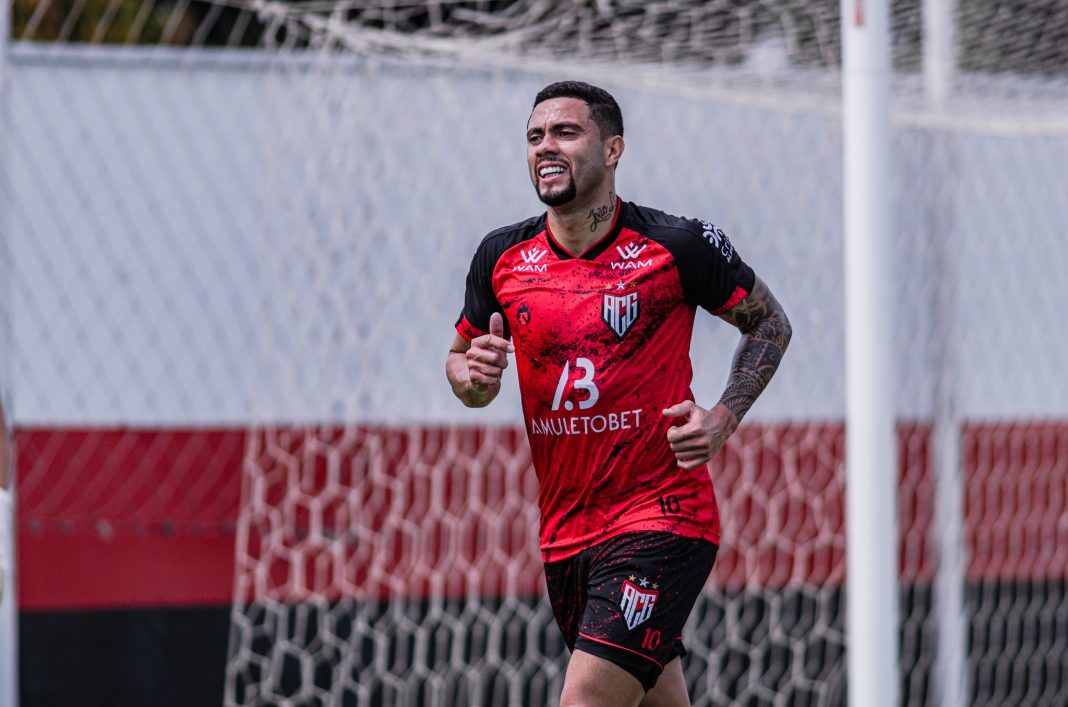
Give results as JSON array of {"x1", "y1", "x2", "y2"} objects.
[{"x1": 532, "y1": 81, "x2": 623, "y2": 139}]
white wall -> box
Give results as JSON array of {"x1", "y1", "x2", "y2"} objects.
[{"x1": 4, "y1": 45, "x2": 1066, "y2": 426}]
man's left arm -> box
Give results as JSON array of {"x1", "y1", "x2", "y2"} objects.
[{"x1": 663, "y1": 277, "x2": 792, "y2": 469}]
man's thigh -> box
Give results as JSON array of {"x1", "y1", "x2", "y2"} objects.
[
  {"x1": 559, "y1": 650, "x2": 645, "y2": 707},
  {"x1": 640, "y1": 658, "x2": 690, "y2": 707},
  {"x1": 559, "y1": 652, "x2": 690, "y2": 707}
]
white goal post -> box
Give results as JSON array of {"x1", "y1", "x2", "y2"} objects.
[
  {"x1": 0, "y1": 0, "x2": 18, "y2": 702},
  {"x1": 842, "y1": 1, "x2": 898, "y2": 706}
]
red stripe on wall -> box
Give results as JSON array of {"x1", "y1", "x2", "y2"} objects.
[
  {"x1": 13, "y1": 421, "x2": 1068, "y2": 609},
  {"x1": 16, "y1": 427, "x2": 243, "y2": 610},
  {"x1": 18, "y1": 531, "x2": 236, "y2": 610}
]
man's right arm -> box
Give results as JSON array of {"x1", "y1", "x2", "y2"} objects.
[{"x1": 446, "y1": 312, "x2": 513, "y2": 408}]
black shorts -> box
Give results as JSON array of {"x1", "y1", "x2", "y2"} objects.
[{"x1": 544, "y1": 531, "x2": 718, "y2": 692}]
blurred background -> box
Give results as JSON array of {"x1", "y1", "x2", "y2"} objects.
[{"x1": 0, "y1": 1, "x2": 1066, "y2": 706}]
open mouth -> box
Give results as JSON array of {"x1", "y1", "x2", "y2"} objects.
[{"x1": 538, "y1": 164, "x2": 567, "y2": 181}]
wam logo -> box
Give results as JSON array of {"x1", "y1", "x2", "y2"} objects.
[
  {"x1": 612, "y1": 243, "x2": 652, "y2": 270},
  {"x1": 520, "y1": 247, "x2": 547, "y2": 264},
  {"x1": 616, "y1": 243, "x2": 648, "y2": 260},
  {"x1": 515, "y1": 246, "x2": 549, "y2": 273}
]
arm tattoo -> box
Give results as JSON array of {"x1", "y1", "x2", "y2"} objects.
[
  {"x1": 587, "y1": 193, "x2": 616, "y2": 232},
  {"x1": 716, "y1": 278, "x2": 792, "y2": 422}
]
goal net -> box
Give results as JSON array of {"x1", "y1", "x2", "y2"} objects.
[{"x1": 3, "y1": 1, "x2": 1067, "y2": 706}]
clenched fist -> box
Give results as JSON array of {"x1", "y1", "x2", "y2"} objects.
[{"x1": 662, "y1": 401, "x2": 739, "y2": 470}]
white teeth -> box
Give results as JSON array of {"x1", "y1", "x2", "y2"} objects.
[{"x1": 539, "y1": 166, "x2": 565, "y2": 178}]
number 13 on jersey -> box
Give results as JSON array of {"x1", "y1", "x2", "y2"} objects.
[{"x1": 550, "y1": 358, "x2": 600, "y2": 411}]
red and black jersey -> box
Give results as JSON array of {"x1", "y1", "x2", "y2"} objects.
[{"x1": 456, "y1": 198, "x2": 755, "y2": 562}]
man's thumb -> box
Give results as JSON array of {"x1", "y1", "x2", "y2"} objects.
[
  {"x1": 489, "y1": 312, "x2": 505, "y2": 338},
  {"x1": 661, "y1": 401, "x2": 694, "y2": 418}
]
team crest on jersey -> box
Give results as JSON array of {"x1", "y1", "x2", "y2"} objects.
[
  {"x1": 602, "y1": 290, "x2": 639, "y2": 339},
  {"x1": 620, "y1": 577, "x2": 659, "y2": 630}
]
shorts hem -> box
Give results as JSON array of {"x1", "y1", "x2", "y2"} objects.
[
  {"x1": 577, "y1": 632, "x2": 662, "y2": 670},
  {"x1": 575, "y1": 633, "x2": 662, "y2": 692}
]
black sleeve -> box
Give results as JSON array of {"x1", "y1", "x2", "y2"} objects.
[
  {"x1": 454, "y1": 217, "x2": 541, "y2": 340},
  {"x1": 672, "y1": 218, "x2": 756, "y2": 314},
  {"x1": 455, "y1": 237, "x2": 505, "y2": 340}
]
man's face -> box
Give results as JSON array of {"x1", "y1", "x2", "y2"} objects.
[{"x1": 526, "y1": 97, "x2": 606, "y2": 207}]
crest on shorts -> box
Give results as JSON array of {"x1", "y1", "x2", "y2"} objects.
[
  {"x1": 602, "y1": 290, "x2": 639, "y2": 339},
  {"x1": 620, "y1": 577, "x2": 659, "y2": 630}
]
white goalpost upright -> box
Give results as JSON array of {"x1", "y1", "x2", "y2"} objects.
[
  {"x1": 923, "y1": 0, "x2": 957, "y2": 107},
  {"x1": 0, "y1": 0, "x2": 18, "y2": 702},
  {"x1": 842, "y1": 1, "x2": 899, "y2": 706},
  {"x1": 0, "y1": 431, "x2": 13, "y2": 707},
  {"x1": 922, "y1": 1, "x2": 968, "y2": 706}
]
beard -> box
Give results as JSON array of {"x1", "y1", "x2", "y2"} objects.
[{"x1": 536, "y1": 176, "x2": 577, "y2": 207}]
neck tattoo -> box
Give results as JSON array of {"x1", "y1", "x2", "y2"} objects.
[{"x1": 587, "y1": 195, "x2": 616, "y2": 232}]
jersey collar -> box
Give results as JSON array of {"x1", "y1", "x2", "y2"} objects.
[{"x1": 544, "y1": 197, "x2": 626, "y2": 261}]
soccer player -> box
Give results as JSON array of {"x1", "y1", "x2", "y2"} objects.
[{"x1": 445, "y1": 81, "x2": 791, "y2": 707}]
